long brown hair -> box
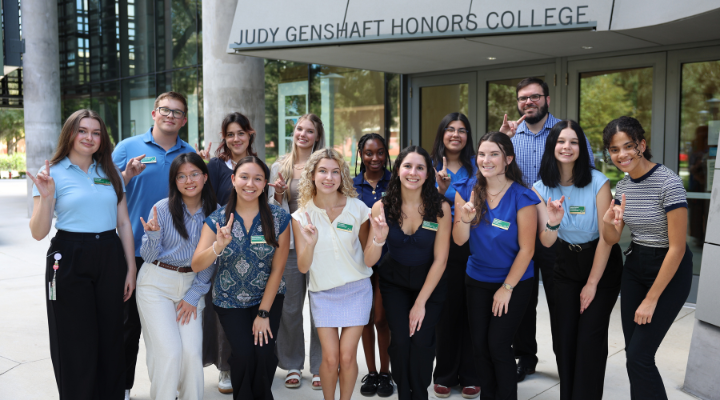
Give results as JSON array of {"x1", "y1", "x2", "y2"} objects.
[
  {"x1": 215, "y1": 112, "x2": 258, "y2": 162},
  {"x1": 50, "y1": 109, "x2": 123, "y2": 203}
]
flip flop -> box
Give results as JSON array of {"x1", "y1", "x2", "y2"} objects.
[{"x1": 284, "y1": 370, "x2": 302, "y2": 388}]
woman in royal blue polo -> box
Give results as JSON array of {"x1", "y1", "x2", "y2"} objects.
[{"x1": 28, "y1": 109, "x2": 136, "y2": 400}]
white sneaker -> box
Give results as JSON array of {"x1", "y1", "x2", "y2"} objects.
[
  {"x1": 218, "y1": 370, "x2": 233, "y2": 394},
  {"x1": 124, "y1": 389, "x2": 130, "y2": 400}
]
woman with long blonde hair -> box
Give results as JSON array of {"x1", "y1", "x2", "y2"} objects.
[
  {"x1": 292, "y1": 148, "x2": 373, "y2": 400},
  {"x1": 268, "y1": 114, "x2": 326, "y2": 389}
]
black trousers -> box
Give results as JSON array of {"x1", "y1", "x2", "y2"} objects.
[
  {"x1": 466, "y1": 277, "x2": 532, "y2": 400},
  {"x1": 379, "y1": 257, "x2": 447, "y2": 400},
  {"x1": 554, "y1": 239, "x2": 623, "y2": 400},
  {"x1": 215, "y1": 295, "x2": 284, "y2": 400},
  {"x1": 46, "y1": 230, "x2": 127, "y2": 400},
  {"x1": 513, "y1": 239, "x2": 557, "y2": 368},
  {"x1": 122, "y1": 256, "x2": 144, "y2": 389},
  {"x1": 433, "y1": 239, "x2": 479, "y2": 387},
  {"x1": 621, "y1": 243, "x2": 692, "y2": 400}
]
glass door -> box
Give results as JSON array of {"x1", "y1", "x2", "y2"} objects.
[{"x1": 409, "y1": 73, "x2": 477, "y2": 151}]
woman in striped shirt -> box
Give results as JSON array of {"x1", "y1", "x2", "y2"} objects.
[{"x1": 136, "y1": 152, "x2": 218, "y2": 400}]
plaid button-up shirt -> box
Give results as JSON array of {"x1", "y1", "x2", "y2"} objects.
[{"x1": 511, "y1": 113, "x2": 595, "y2": 187}]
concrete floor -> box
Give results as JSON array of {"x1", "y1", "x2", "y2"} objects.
[{"x1": 0, "y1": 179, "x2": 701, "y2": 399}]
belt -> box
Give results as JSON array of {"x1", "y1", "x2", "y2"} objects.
[
  {"x1": 558, "y1": 238, "x2": 597, "y2": 253},
  {"x1": 152, "y1": 260, "x2": 193, "y2": 273}
]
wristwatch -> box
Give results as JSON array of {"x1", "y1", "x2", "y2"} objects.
[
  {"x1": 257, "y1": 309, "x2": 270, "y2": 318},
  {"x1": 502, "y1": 282, "x2": 514, "y2": 292}
]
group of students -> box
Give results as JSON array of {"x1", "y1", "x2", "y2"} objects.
[{"x1": 29, "y1": 78, "x2": 693, "y2": 400}]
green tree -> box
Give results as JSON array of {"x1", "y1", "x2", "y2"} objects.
[{"x1": 0, "y1": 109, "x2": 25, "y2": 155}]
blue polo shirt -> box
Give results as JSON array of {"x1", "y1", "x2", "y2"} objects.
[
  {"x1": 32, "y1": 157, "x2": 125, "y2": 233},
  {"x1": 112, "y1": 128, "x2": 193, "y2": 256},
  {"x1": 353, "y1": 169, "x2": 391, "y2": 266},
  {"x1": 435, "y1": 157, "x2": 477, "y2": 215}
]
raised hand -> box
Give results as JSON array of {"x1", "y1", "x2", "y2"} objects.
[
  {"x1": 125, "y1": 154, "x2": 147, "y2": 181},
  {"x1": 499, "y1": 114, "x2": 527, "y2": 138},
  {"x1": 27, "y1": 160, "x2": 55, "y2": 199},
  {"x1": 546, "y1": 196, "x2": 565, "y2": 226},
  {"x1": 269, "y1": 172, "x2": 287, "y2": 197},
  {"x1": 435, "y1": 156, "x2": 450, "y2": 193},
  {"x1": 603, "y1": 194, "x2": 625, "y2": 226},
  {"x1": 369, "y1": 203, "x2": 388, "y2": 242},
  {"x1": 195, "y1": 142, "x2": 213, "y2": 161},
  {"x1": 459, "y1": 190, "x2": 477, "y2": 223},
  {"x1": 216, "y1": 213, "x2": 234, "y2": 249},
  {"x1": 299, "y1": 212, "x2": 318, "y2": 246},
  {"x1": 140, "y1": 206, "x2": 160, "y2": 232}
]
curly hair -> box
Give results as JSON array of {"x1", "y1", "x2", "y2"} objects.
[
  {"x1": 381, "y1": 146, "x2": 449, "y2": 227},
  {"x1": 470, "y1": 132, "x2": 525, "y2": 225},
  {"x1": 297, "y1": 148, "x2": 358, "y2": 209},
  {"x1": 602, "y1": 116, "x2": 652, "y2": 162}
]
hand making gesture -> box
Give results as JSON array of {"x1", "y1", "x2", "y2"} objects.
[
  {"x1": 27, "y1": 160, "x2": 55, "y2": 199},
  {"x1": 124, "y1": 154, "x2": 147, "y2": 181},
  {"x1": 499, "y1": 114, "x2": 527, "y2": 138},
  {"x1": 299, "y1": 212, "x2": 318, "y2": 246},
  {"x1": 459, "y1": 190, "x2": 477, "y2": 224},
  {"x1": 215, "y1": 213, "x2": 234, "y2": 250},
  {"x1": 269, "y1": 172, "x2": 287, "y2": 199},
  {"x1": 368, "y1": 202, "x2": 388, "y2": 243},
  {"x1": 140, "y1": 206, "x2": 160, "y2": 232},
  {"x1": 603, "y1": 194, "x2": 625, "y2": 227},
  {"x1": 435, "y1": 156, "x2": 451, "y2": 194},
  {"x1": 546, "y1": 195, "x2": 565, "y2": 227},
  {"x1": 195, "y1": 142, "x2": 212, "y2": 161}
]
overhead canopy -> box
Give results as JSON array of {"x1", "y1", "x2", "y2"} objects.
[{"x1": 227, "y1": 0, "x2": 720, "y2": 74}]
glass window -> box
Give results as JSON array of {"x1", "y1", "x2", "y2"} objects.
[
  {"x1": 91, "y1": 81, "x2": 120, "y2": 145},
  {"x1": 386, "y1": 74, "x2": 401, "y2": 164},
  {"x1": 679, "y1": 59, "x2": 720, "y2": 275},
  {"x1": 579, "y1": 67, "x2": 653, "y2": 189},
  {"x1": 487, "y1": 76, "x2": 544, "y2": 133},
  {"x1": 119, "y1": 75, "x2": 156, "y2": 140},
  {"x1": 420, "y1": 84, "x2": 468, "y2": 152},
  {"x1": 264, "y1": 60, "x2": 309, "y2": 166},
  {"x1": 156, "y1": 0, "x2": 199, "y2": 69}
]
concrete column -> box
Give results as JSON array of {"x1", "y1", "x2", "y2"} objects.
[
  {"x1": 684, "y1": 161, "x2": 720, "y2": 399},
  {"x1": 202, "y1": 0, "x2": 265, "y2": 161},
  {"x1": 21, "y1": 0, "x2": 62, "y2": 216}
]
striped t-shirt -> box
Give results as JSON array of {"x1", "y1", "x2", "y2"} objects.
[{"x1": 614, "y1": 164, "x2": 687, "y2": 248}]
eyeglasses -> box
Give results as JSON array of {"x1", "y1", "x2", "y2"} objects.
[
  {"x1": 445, "y1": 127, "x2": 468, "y2": 134},
  {"x1": 156, "y1": 107, "x2": 186, "y2": 118},
  {"x1": 516, "y1": 94, "x2": 546, "y2": 103},
  {"x1": 176, "y1": 171, "x2": 203, "y2": 183}
]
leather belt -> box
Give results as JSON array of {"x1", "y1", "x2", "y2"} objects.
[
  {"x1": 152, "y1": 260, "x2": 193, "y2": 273},
  {"x1": 558, "y1": 238, "x2": 596, "y2": 253}
]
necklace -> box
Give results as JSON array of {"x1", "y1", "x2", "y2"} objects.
[
  {"x1": 487, "y1": 179, "x2": 510, "y2": 203},
  {"x1": 294, "y1": 163, "x2": 306, "y2": 170},
  {"x1": 364, "y1": 173, "x2": 380, "y2": 194}
]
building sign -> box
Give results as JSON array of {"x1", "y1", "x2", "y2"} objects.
[{"x1": 228, "y1": 0, "x2": 611, "y2": 52}]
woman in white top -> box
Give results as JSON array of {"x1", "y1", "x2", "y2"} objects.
[{"x1": 292, "y1": 148, "x2": 372, "y2": 400}]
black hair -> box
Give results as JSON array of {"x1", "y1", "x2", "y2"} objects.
[
  {"x1": 224, "y1": 156, "x2": 279, "y2": 248},
  {"x1": 470, "y1": 132, "x2": 525, "y2": 225},
  {"x1": 516, "y1": 77, "x2": 550, "y2": 97},
  {"x1": 430, "y1": 112, "x2": 475, "y2": 176},
  {"x1": 382, "y1": 146, "x2": 449, "y2": 227},
  {"x1": 539, "y1": 120, "x2": 593, "y2": 188},
  {"x1": 354, "y1": 133, "x2": 391, "y2": 175},
  {"x1": 602, "y1": 116, "x2": 652, "y2": 161},
  {"x1": 168, "y1": 153, "x2": 218, "y2": 240}
]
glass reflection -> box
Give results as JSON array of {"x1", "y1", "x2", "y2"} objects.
[
  {"x1": 487, "y1": 76, "x2": 544, "y2": 134},
  {"x1": 420, "y1": 84, "x2": 468, "y2": 151}
]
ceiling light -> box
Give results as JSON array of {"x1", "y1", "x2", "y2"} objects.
[
  {"x1": 487, "y1": 57, "x2": 496, "y2": 60},
  {"x1": 581, "y1": 46, "x2": 593, "y2": 49}
]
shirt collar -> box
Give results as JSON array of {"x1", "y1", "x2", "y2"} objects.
[
  {"x1": 353, "y1": 168, "x2": 391, "y2": 186},
  {"x1": 143, "y1": 127, "x2": 190, "y2": 152},
  {"x1": 517, "y1": 113, "x2": 559, "y2": 136},
  {"x1": 60, "y1": 156, "x2": 97, "y2": 170},
  {"x1": 182, "y1": 200, "x2": 206, "y2": 217}
]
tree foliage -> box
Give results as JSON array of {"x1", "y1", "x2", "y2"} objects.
[{"x1": 0, "y1": 109, "x2": 25, "y2": 154}]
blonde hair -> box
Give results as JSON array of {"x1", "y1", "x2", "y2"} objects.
[
  {"x1": 297, "y1": 148, "x2": 357, "y2": 209},
  {"x1": 277, "y1": 113, "x2": 325, "y2": 203}
]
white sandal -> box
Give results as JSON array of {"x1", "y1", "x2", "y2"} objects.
[
  {"x1": 311, "y1": 375, "x2": 322, "y2": 390},
  {"x1": 284, "y1": 370, "x2": 302, "y2": 388}
]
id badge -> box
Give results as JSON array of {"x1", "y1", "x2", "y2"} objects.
[
  {"x1": 336, "y1": 222, "x2": 353, "y2": 232},
  {"x1": 421, "y1": 221, "x2": 438, "y2": 231},
  {"x1": 94, "y1": 178, "x2": 111, "y2": 186},
  {"x1": 491, "y1": 218, "x2": 510, "y2": 230},
  {"x1": 250, "y1": 235, "x2": 266, "y2": 244},
  {"x1": 140, "y1": 156, "x2": 157, "y2": 164},
  {"x1": 569, "y1": 206, "x2": 585, "y2": 215}
]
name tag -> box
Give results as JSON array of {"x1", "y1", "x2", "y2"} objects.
[
  {"x1": 93, "y1": 178, "x2": 111, "y2": 185},
  {"x1": 250, "y1": 235, "x2": 266, "y2": 244},
  {"x1": 421, "y1": 221, "x2": 438, "y2": 231},
  {"x1": 492, "y1": 218, "x2": 511, "y2": 230},
  {"x1": 140, "y1": 156, "x2": 157, "y2": 164},
  {"x1": 569, "y1": 206, "x2": 586, "y2": 215},
  {"x1": 336, "y1": 222, "x2": 353, "y2": 232},
  {"x1": 381, "y1": 192, "x2": 386, "y2": 197}
]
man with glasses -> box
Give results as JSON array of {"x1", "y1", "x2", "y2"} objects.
[
  {"x1": 498, "y1": 77, "x2": 594, "y2": 383},
  {"x1": 112, "y1": 91, "x2": 194, "y2": 400}
]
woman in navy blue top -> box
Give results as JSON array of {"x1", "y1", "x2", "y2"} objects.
[
  {"x1": 429, "y1": 112, "x2": 480, "y2": 398},
  {"x1": 453, "y1": 132, "x2": 562, "y2": 400},
  {"x1": 352, "y1": 133, "x2": 394, "y2": 397},
  {"x1": 365, "y1": 146, "x2": 452, "y2": 400}
]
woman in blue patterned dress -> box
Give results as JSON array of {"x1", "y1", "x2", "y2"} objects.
[{"x1": 192, "y1": 156, "x2": 291, "y2": 400}]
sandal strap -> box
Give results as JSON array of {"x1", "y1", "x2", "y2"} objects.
[
  {"x1": 312, "y1": 376, "x2": 322, "y2": 383},
  {"x1": 285, "y1": 370, "x2": 302, "y2": 382}
]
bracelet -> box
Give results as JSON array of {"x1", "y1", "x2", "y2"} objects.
[
  {"x1": 212, "y1": 241, "x2": 224, "y2": 257},
  {"x1": 275, "y1": 190, "x2": 285, "y2": 195},
  {"x1": 460, "y1": 217, "x2": 472, "y2": 224},
  {"x1": 372, "y1": 237, "x2": 386, "y2": 247},
  {"x1": 545, "y1": 221, "x2": 560, "y2": 231}
]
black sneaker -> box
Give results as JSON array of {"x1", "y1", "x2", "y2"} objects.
[
  {"x1": 376, "y1": 373, "x2": 394, "y2": 397},
  {"x1": 360, "y1": 373, "x2": 379, "y2": 396}
]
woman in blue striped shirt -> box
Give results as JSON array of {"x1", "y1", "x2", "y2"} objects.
[{"x1": 136, "y1": 152, "x2": 218, "y2": 400}]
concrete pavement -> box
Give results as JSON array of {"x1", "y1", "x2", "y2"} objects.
[{"x1": 0, "y1": 179, "x2": 700, "y2": 399}]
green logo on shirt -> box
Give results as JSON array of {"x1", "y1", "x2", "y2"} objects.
[
  {"x1": 250, "y1": 235, "x2": 266, "y2": 244},
  {"x1": 569, "y1": 206, "x2": 586, "y2": 215},
  {"x1": 336, "y1": 222, "x2": 353, "y2": 232},
  {"x1": 93, "y1": 178, "x2": 111, "y2": 186},
  {"x1": 421, "y1": 221, "x2": 438, "y2": 231},
  {"x1": 492, "y1": 218, "x2": 511, "y2": 230}
]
